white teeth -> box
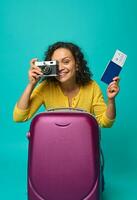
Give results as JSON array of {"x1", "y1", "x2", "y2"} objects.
[{"x1": 59, "y1": 72, "x2": 66, "y2": 76}]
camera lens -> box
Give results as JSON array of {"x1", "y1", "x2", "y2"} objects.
[{"x1": 43, "y1": 66, "x2": 51, "y2": 75}]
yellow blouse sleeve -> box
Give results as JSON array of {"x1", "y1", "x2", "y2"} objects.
[
  {"x1": 13, "y1": 81, "x2": 47, "y2": 122},
  {"x1": 13, "y1": 104, "x2": 30, "y2": 122},
  {"x1": 92, "y1": 82, "x2": 115, "y2": 127}
]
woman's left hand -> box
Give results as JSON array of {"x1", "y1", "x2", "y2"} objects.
[{"x1": 107, "y1": 76, "x2": 120, "y2": 99}]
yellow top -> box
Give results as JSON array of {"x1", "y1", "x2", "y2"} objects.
[{"x1": 13, "y1": 80, "x2": 115, "y2": 127}]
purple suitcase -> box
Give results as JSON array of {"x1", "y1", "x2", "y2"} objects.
[{"x1": 27, "y1": 109, "x2": 102, "y2": 200}]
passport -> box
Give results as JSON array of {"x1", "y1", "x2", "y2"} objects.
[{"x1": 101, "y1": 50, "x2": 127, "y2": 84}]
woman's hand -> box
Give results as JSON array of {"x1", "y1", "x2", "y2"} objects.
[
  {"x1": 107, "y1": 76, "x2": 120, "y2": 99},
  {"x1": 28, "y1": 58, "x2": 43, "y2": 85}
]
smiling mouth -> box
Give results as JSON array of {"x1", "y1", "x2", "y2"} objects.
[{"x1": 58, "y1": 72, "x2": 67, "y2": 77}]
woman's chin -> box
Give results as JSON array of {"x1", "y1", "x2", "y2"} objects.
[{"x1": 56, "y1": 75, "x2": 68, "y2": 82}]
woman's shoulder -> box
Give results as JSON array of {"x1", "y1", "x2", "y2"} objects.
[
  {"x1": 36, "y1": 80, "x2": 48, "y2": 89},
  {"x1": 81, "y1": 80, "x2": 103, "y2": 99},
  {"x1": 81, "y1": 80, "x2": 102, "y2": 95},
  {"x1": 84, "y1": 80, "x2": 100, "y2": 89},
  {"x1": 33, "y1": 80, "x2": 49, "y2": 94},
  {"x1": 35, "y1": 80, "x2": 57, "y2": 92}
]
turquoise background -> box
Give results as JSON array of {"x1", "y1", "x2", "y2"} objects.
[{"x1": 1, "y1": 0, "x2": 137, "y2": 199}]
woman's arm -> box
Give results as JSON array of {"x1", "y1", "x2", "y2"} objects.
[
  {"x1": 13, "y1": 58, "x2": 43, "y2": 122},
  {"x1": 105, "y1": 76, "x2": 120, "y2": 120},
  {"x1": 16, "y1": 58, "x2": 43, "y2": 110},
  {"x1": 17, "y1": 83, "x2": 36, "y2": 110}
]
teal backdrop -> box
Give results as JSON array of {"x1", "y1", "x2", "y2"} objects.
[{"x1": 1, "y1": 0, "x2": 137, "y2": 199}]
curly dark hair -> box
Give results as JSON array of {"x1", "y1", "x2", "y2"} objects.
[{"x1": 43, "y1": 41, "x2": 93, "y2": 86}]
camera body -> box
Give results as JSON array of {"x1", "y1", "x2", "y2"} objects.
[{"x1": 35, "y1": 61, "x2": 58, "y2": 77}]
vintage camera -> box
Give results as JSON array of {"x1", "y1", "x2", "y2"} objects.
[{"x1": 35, "y1": 60, "x2": 58, "y2": 77}]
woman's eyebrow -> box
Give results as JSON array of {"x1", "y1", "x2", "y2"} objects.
[{"x1": 62, "y1": 56, "x2": 71, "y2": 60}]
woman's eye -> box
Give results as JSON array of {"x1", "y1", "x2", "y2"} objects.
[{"x1": 63, "y1": 60, "x2": 70, "y2": 64}]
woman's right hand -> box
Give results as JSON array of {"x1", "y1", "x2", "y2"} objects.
[{"x1": 28, "y1": 58, "x2": 43, "y2": 85}]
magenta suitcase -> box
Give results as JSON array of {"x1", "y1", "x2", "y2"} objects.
[{"x1": 27, "y1": 109, "x2": 102, "y2": 200}]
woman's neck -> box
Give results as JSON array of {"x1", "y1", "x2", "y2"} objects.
[{"x1": 59, "y1": 81, "x2": 79, "y2": 93}]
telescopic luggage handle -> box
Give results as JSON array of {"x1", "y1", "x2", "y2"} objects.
[{"x1": 47, "y1": 107, "x2": 86, "y2": 112}]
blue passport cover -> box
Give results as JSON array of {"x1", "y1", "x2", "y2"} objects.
[{"x1": 101, "y1": 61, "x2": 122, "y2": 84}]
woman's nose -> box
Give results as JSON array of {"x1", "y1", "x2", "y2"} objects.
[{"x1": 58, "y1": 63, "x2": 64, "y2": 71}]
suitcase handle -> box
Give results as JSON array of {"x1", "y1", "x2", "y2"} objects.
[
  {"x1": 47, "y1": 107, "x2": 86, "y2": 112},
  {"x1": 47, "y1": 107, "x2": 98, "y2": 122}
]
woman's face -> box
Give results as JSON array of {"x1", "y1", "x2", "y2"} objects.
[{"x1": 51, "y1": 48, "x2": 77, "y2": 84}]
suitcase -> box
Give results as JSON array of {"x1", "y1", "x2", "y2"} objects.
[{"x1": 27, "y1": 108, "x2": 102, "y2": 200}]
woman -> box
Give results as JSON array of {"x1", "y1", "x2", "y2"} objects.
[{"x1": 13, "y1": 41, "x2": 120, "y2": 127}]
